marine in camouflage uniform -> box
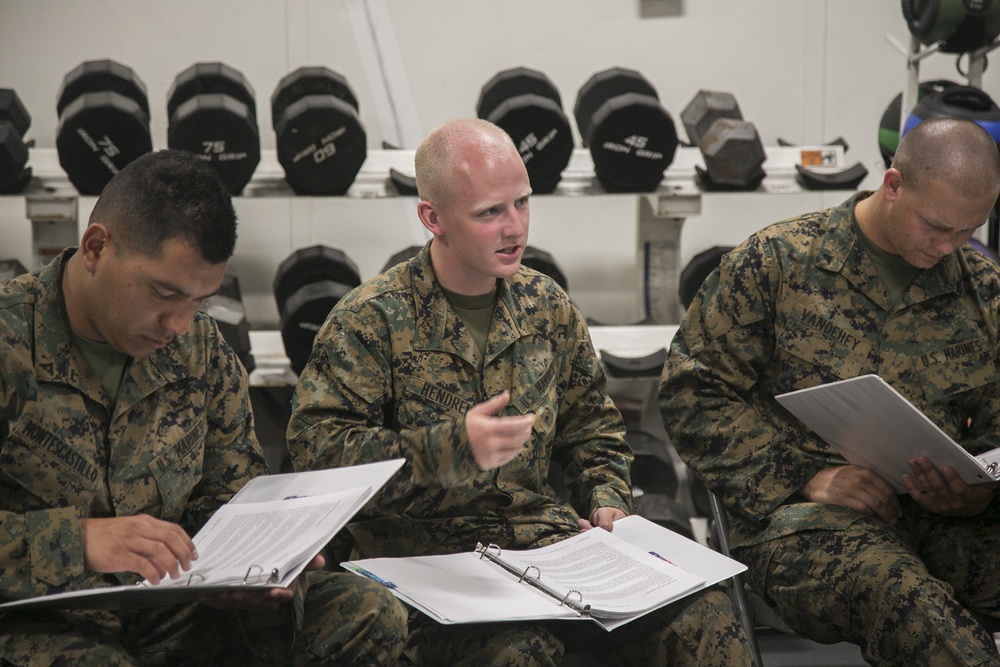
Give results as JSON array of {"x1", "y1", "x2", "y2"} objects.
[
  {"x1": 288, "y1": 118, "x2": 753, "y2": 667},
  {"x1": 0, "y1": 151, "x2": 405, "y2": 666},
  {"x1": 660, "y1": 119, "x2": 1000, "y2": 667}
]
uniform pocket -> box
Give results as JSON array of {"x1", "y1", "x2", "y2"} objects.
[
  {"x1": 1, "y1": 414, "x2": 99, "y2": 507},
  {"x1": 148, "y1": 420, "x2": 205, "y2": 517}
]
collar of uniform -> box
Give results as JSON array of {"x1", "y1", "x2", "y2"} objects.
[
  {"x1": 32, "y1": 248, "x2": 91, "y2": 392},
  {"x1": 408, "y1": 243, "x2": 531, "y2": 362},
  {"x1": 815, "y1": 191, "x2": 964, "y2": 303}
]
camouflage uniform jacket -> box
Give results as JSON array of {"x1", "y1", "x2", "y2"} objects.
[
  {"x1": 288, "y1": 243, "x2": 633, "y2": 558},
  {"x1": 660, "y1": 192, "x2": 1000, "y2": 548},
  {"x1": 0, "y1": 249, "x2": 265, "y2": 608}
]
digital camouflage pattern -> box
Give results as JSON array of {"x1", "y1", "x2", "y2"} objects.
[
  {"x1": 660, "y1": 192, "x2": 1000, "y2": 665},
  {"x1": 288, "y1": 243, "x2": 755, "y2": 665},
  {"x1": 288, "y1": 243, "x2": 634, "y2": 558},
  {"x1": 0, "y1": 250, "x2": 406, "y2": 666}
]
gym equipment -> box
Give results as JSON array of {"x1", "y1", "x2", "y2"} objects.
[
  {"x1": 167, "y1": 62, "x2": 260, "y2": 195},
  {"x1": 903, "y1": 84, "x2": 1000, "y2": 142},
  {"x1": 877, "y1": 79, "x2": 957, "y2": 164},
  {"x1": 0, "y1": 258, "x2": 28, "y2": 281},
  {"x1": 271, "y1": 66, "x2": 367, "y2": 195},
  {"x1": 902, "y1": 0, "x2": 1000, "y2": 54},
  {"x1": 573, "y1": 67, "x2": 679, "y2": 193},
  {"x1": 695, "y1": 118, "x2": 766, "y2": 190},
  {"x1": 273, "y1": 245, "x2": 361, "y2": 375},
  {"x1": 679, "y1": 245, "x2": 734, "y2": 309},
  {"x1": 56, "y1": 59, "x2": 153, "y2": 195},
  {"x1": 200, "y1": 271, "x2": 254, "y2": 373},
  {"x1": 0, "y1": 89, "x2": 31, "y2": 193},
  {"x1": 680, "y1": 90, "x2": 743, "y2": 147},
  {"x1": 520, "y1": 245, "x2": 569, "y2": 292},
  {"x1": 795, "y1": 162, "x2": 869, "y2": 190},
  {"x1": 679, "y1": 89, "x2": 766, "y2": 190},
  {"x1": 476, "y1": 67, "x2": 574, "y2": 194},
  {"x1": 380, "y1": 244, "x2": 423, "y2": 273}
]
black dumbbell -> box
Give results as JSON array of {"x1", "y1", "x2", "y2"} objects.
[
  {"x1": 273, "y1": 245, "x2": 362, "y2": 375},
  {"x1": 167, "y1": 62, "x2": 260, "y2": 195},
  {"x1": 679, "y1": 245, "x2": 734, "y2": 309},
  {"x1": 200, "y1": 271, "x2": 254, "y2": 373},
  {"x1": 0, "y1": 89, "x2": 32, "y2": 194},
  {"x1": 271, "y1": 66, "x2": 367, "y2": 195},
  {"x1": 574, "y1": 67, "x2": 678, "y2": 193},
  {"x1": 681, "y1": 90, "x2": 766, "y2": 190},
  {"x1": 476, "y1": 67, "x2": 574, "y2": 194},
  {"x1": 520, "y1": 245, "x2": 569, "y2": 292},
  {"x1": 56, "y1": 59, "x2": 153, "y2": 195},
  {"x1": 381, "y1": 244, "x2": 423, "y2": 273}
]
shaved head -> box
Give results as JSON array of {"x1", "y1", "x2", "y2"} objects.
[{"x1": 893, "y1": 117, "x2": 1000, "y2": 198}]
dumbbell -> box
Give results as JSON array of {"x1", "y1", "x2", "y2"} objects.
[
  {"x1": 520, "y1": 246, "x2": 569, "y2": 292},
  {"x1": 200, "y1": 271, "x2": 254, "y2": 373},
  {"x1": 273, "y1": 245, "x2": 362, "y2": 375},
  {"x1": 56, "y1": 59, "x2": 153, "y2": 195},
  {"x1": 679, "y1": 246, "x2": 734, "y2": 309},
  {"x1": 476, "y1": 67, "x2": 574, "y2": 194},
  {"x1": 573, "y1": 67, "x2": 678, "y2": 193},
  {"x1": 681, "y1": 90, "x2": 766, "y2": 190},
  {"x1": 0, "y1": 89, "x2": 32, "y2": 193},
  {"x1": 381, "y1": 244, "x2": 423, "y2": 273},
  {"x1": 271, "y1": 66, "x2": 367, "y2": 195},
  {"x1": 167, "y1": 62, "x2": 260, "y2": 195},
  {"x1": 0, "y1": 258, "x2": 28, "y2": 281}
]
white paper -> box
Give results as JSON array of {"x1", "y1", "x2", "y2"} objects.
[
  {"x1": 776, "y1": 375, "x2": 1000, "y2": 493},
  {"x1": 0, "y1": 459, "x2": 405, "y2": 611},
  {"x1": 344, "y1": 515, "x2": 745, "y2": 631}
]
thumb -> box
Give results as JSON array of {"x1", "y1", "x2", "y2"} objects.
[{"x1": 471, "y1": 391, "x2": 511, "y2": 417}]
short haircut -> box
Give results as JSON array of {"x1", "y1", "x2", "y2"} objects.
[
  {"x1": 892, "y1": 117, "x2": 1000, "y2": 198},
  {"x1": 414, "y1": 118, "x2": 518, "y2": 208},
  {"x1": 88, "y1": 149, "x2": 238, "y2": 264}
]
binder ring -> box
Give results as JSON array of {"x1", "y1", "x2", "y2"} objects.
[
  {"x1": 475, "y1": 543, "x2": 502, "y2": 560},
  {"x1": 243, "y1": 564, "x2": 264, "y2": 585},
  {"x1": 518, "y1": 565, "x2": 541, "y2": 583},
  {"x1": 559, "y1": 589, "x2": 583, "y2": 607},
  {"x1": 186, "y1": 572, "x2": 206, "y2": 586}
]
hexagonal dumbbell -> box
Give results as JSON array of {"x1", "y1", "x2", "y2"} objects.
[
  {"x1": 273, "y1": 245, "x2": 362, "y2": 375},
  {"x1": 167, "y1": 62, "x2": 261, "y2": 195},
  {"x1": 476, "y1": 67, "x2": 574, "y2": 194},
  {"x1": 56, "y1": 59, "x2": 153, "y2": 195},
  {"x1": 695, "y1": 118, "x2": 767, "y2": 190},
  {"x1": 199, "y1": 271, "x2": 254, "y2": 373},
  {"x1": 680, "y1": 90, "x2": 743, "y2": 147},
  {"x1": 574, "y1": 67, "x2": 678, "y2": 193},
  {"x1": 271, "y1": 66, "x2": 367, "y2": 196},
  {"x1": 0, "y1": 89, "x2": 32, "y2": 193}
]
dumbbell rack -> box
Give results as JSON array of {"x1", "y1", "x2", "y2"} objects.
[{"x1": 15, "y1": 142, "x2": 851, "y2": 327}]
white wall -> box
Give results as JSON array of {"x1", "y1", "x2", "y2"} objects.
[{"x1": 2, "y1": 0, "x2": 998, "y2": 326}]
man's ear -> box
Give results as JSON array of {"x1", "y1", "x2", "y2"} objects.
[
  {"x1": 417, "y1": 200, "x2": 444, "y2": 238},
  {"x1": 882, "y1": 167, "x2": 903, "y2": 202},
  {"x1": 79, "y1": 223, "x2": 111, "y2": 274}
]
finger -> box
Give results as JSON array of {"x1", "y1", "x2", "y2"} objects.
[
  {"x1": 577, "y1": 519, "x2": 594, "y2": 532},
  {"x1": 305, "y1": 554, "x2": 326, "y2": 571},
  {"x1": 471, "y1": 391, "x2": 511, "y2": 417}
]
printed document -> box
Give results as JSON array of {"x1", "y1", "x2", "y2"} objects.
[
  {"x1": 343, "y1": 514, "x2": 745, "y2": 631},
  {"x1": 776, "y1": 375, "x2": 1000, "y2": 493}
]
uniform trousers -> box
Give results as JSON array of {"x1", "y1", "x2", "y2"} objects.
[
  {"x1": 735, "y1": 498, "x2": 1000, "y2": 667},
  {"x1": 0, "y1": 571, "x2": 406, "y2": 666},
  {"x1": 402, "y1": 587, "x2": 753, "y2": 666}
]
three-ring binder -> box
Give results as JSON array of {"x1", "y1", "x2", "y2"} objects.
[{"x1": 475, "y1": 542, "x2": 592, "y2": 617}]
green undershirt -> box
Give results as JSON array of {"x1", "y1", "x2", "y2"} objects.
[
  {"x1": 70, "y1": 329, "x2": 129, "y2": 406},
  {"x1": 854, "y1": 220, "x2": 922, "y2": 305},
  {"x1": 441, "y1": 283, "x2": 498, "y2": 361}
]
